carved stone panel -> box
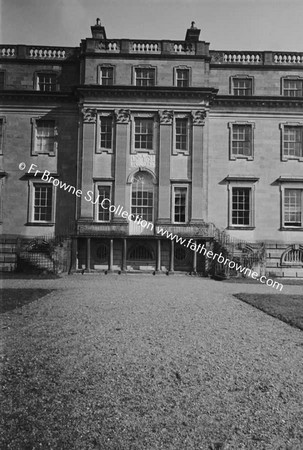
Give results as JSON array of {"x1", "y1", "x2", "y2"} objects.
[
  {"x1": 159, "y1": 109, "x2": 173, "y2": 125},
  {"x1": 115, "y1": 109, "x2": 131, "y2": 124},
  {"x1": 191, "y1": 110, "x2": 207, "y2": 126},
  {"x1": 130, "y1": 153, "x2": 156, "y2": 169},
  {"x1": 82, "y1": 108, "x2": 97, "y2": 123}
]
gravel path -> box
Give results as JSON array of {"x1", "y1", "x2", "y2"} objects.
[{"x1": 1, "y1": 274, "x2": 303, "y2": 449}]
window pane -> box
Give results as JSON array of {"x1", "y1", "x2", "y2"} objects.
[
  {"x1": 232, "y1": 188, "x2": 251, "y2": 225},
  {"x1": 283, "y1": 126, "x2": 303, "y2": 158},
  {"x1": 283, "y1": 79, "x2": 303, "y2": 97},
  {"x1": 34, "y1": 184, "x2": 52, "y2": 221},
  {"x1": 98, "y1": 186, "x2": 111, "y2": 221},
  {"x1": 131, "y1": 172, "x2": 154, "y2": 221},
  {"x1": 37, "y1": 74, "x2": 57, "y2": 92},
  {"x1": 233, "y1": 79, "x2": 252, "y2": 96},
  {"x1": 135, "y1": 69, "x2": 155, "y2": 87},
  {"x1": 174, "y1": 187, "x2": 187, "y2": 223},
  {"x1": 36, "y1": 120, "x2": 55, "y2": 153},
  {"x1": 134, "y1": 119, "x2": 153, "y2": 149},
  {"x1": 232, "y1": 125, "x2": 252, "y2": 156},
  {"x1": 100, "y1": 67, "x2": 113, "y2": 85},
  {"x1": 284, "y1": 189, "x2": 302, "y2": 227},
  {"x1": 100, "y1": 117, "x2": 112, "y2": 148},
  {"x1": 176, "y1": 69, "x2": 189, "y2": 87},
  {"x1": 175, "y1": 119, "x2": 188, "y2": 151}
]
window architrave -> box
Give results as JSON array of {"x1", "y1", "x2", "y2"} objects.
[
  {"x1": 94, "y1": 181, "x2": 113, "y2": 223},
  {"x1": 30, "y1": 117, "x2": 58, "y2": 156},
  {"x1": 131, "y1": 112, "x2": 158, "y2": 155},
  {"x1": 279, "y1": 179, "x2": 303, "y2": 230},
  {"x1": 172, "y1": 113, "x2": 192, "y2": 155},
  {"x1": 96, "y1": 112, "x2": 115, "y2": 154},
  {"x1": 97, "y1": 64, "x2": 115, "y2": 85},
  {"x1": 226, "y1": 176, "x2": 258, "y2": 229},
  {"x1": 171, "y1": 183, "x2": 190, "y2": 224},
  {"x1": 230, "y1": 75, "x2": 254, "y2": 96},
  {"x1": 228, "y1": 121, "x2": 255, "y2": 161},
  {"x1": 280, "y1": 122, "x2": 303, "y2": 162},
  {"x1": 132, "y1": 64, "x2": 157, "y2": 87},
  {"x1": 34, "y1": 71, "x2": 59, "y2": 92},
  {"x1": 27, "y1": 178, "x2": 56, "y2": 225},
  {"x1": 173, "y1": 65, "x2": 192, "y2": 88}
]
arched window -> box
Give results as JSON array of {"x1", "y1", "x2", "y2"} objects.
[
  {"x1": 128, "y1": 245, "x2": 153, "y2": 260},
  {"x1": 131, "y1": 171, "x2": 154, "y2": 222},
  {"x1": 282, "y1": 246, "x2": 303, "y2": 266}
]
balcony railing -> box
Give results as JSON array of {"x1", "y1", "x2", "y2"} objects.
[
  {"x1": 0, "y1": 44, "x2": 77, "y2": 60},
  {"x1": 211, "y1": 50, "x2": 303, "y2": 65}
]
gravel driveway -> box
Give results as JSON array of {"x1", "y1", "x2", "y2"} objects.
[{"x1": 1, "y1": 274, "x2": 303, "y2": 449}]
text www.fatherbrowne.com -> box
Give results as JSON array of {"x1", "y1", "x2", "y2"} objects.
[{"x1": 23, "y1": 163, "x2": 283, "y2": 291}]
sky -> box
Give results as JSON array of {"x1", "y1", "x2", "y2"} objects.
[{"x1": 2, "y1": 0, "x2": 303, "y2": 52}]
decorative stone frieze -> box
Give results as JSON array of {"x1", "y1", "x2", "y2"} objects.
[
  {"x1": 191, "y1": 110, "x2": 207, "y2": 125},
  {"x1": 82, "y1": 108, "x2": 97, "y2": 123},
  {"x1": 159, "y1": 109, "x2": 173, "y2": 125},
  {"x1": 115, "y1": 109, "x2": 131, "y2": 124}
]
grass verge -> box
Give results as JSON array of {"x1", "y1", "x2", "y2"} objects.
[
  {"x1": 234, "y1": 293, "x2": 303, "y2": 331},
  {"x1": 0, "y1": 289, "x2": 53, "y2": 313}
]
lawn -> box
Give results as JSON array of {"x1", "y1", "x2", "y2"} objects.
[
  {"x1": 0, "y1": 289, "x2": 53, "y2": 313},
  {"x1": 234, "y1": 293, "x2": 303, "y2": 331}
]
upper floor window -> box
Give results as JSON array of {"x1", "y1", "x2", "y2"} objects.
[
  {"x1": 232, "y1": 77, "x2": 253, "y2": 96},
  {"x1": 134, "y1": 118, "x2": 153, "y2": 150},
  {"x1": 0, "y1": 71, "x2": 5, "y2": 89},
  {"x1": 135, "y1": 68, "x2": 155, "y2": 87},
  {"x1": 280, "y1": 123, "x2": 303, "y2": 161},
  {"x1": 31, "y1": 183, "x2": 54, "y2": 223},
  {"x1": 131, "y1": 172, "x2": 154, "y2": 222},
  {"x1": 284, "y1": 189, "x2": 303, "y2": 227},
  {"x1": 96, "y1": 185, "x2": 111, "y2": 222},
  {"x1": 282, "y1": 78, "x2": 303, "y2": 97},
  {"x1": 0, "y1": 117, "x2": 5, "y2": 155},
  {"x1": 232, "y1": 187, "x2": 251, "y2": 226},
  {"x1": 173, "y1": 186, "x2": 188, "y2": 223},
  {"x1": 175, "y1": 68, "x2": 190, "y2": 87},
  {"x1": 97, "y1": 116, "x2": 113, "y2": 153},
  {"x1": 99, "y1": 66, "x2": 114, "y2": 85},
  {"x1": 229, "y1": 122, "x2": 254, "y2": 160},
  {"x1": 31, "y1": 118, "x2": 57, "y2": 156},
  {"x1": 36, "y1": 73, "x2": 57, "y2": 92}
]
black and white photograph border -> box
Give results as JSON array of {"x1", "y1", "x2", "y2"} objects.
[{"x1": 1, "y1": 0, "x2": 303, "y2": 448}]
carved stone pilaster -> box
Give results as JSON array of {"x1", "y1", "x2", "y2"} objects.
[
  {"x1": 115, "y1": 108, "x2": 131, "y2": 124},
  {"x1": 82, "y1": 108, "x2": 97, "y2": 123},
  {"x1": 159, "y1": 109, "x2": 173, "y2": 125},
  {"x1": 191, "y1": 110, "x2": 207, "y2": 126}
]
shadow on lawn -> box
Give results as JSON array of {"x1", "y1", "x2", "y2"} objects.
[
  {"x1": 0, "y1": 289, "x2": 54, "y2": 313},
  {"x1": 234, "y1": 293, "x2": 303, "y2": 331}
]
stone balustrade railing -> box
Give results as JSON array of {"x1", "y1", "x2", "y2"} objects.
[
  {"x1": 274, "y1": 53, "x2": 303, "y2": 64},
  {"x1": 211, "y1": 50, "x2": 303, "y2": 65},
  {"x1": 0, "y1": 45, "x2": 77, "y2": 60},
  {"x1": 173, "y1": 42, "x2": 196, "y2": 54},
  {"x1": 131, "y1": 42, "x2": 161, "y2": 53},
  {"x1": 0, "y1": 47, "x2": 16, "y2": 57}
]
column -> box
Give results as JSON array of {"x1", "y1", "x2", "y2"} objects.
[
  {"x1": 156, "y1": 239, "x2": 161, "y2": 272},
  {"x1": 80, "y1": 108, "x2": 96, "y2": 219},
  {"x1": 108, "y1": 238, "x2": 114, "y2": 271},
  {"x1": 192, "y1": 240, "x2": 197, "y2": 273},
  {"x1": 122, "y1": 238, "x2": 127, "y2": 271},
  {"x1": 191, "y1": 110, "x2": 207, "y2": 222},
  {"x1": 69, "y1": 237, "x2": 78, "y2": 273},
  {"x1": 86, "y1": 237, "x2": 91, "y2": 271},
  {"x1": 169, "y1": 240, "x2": 174, "y2": 272},
  {"x1": 114, "y1": 109, "x2": 130, "y2": 222},
  {"x1": 158, "y1": 110, "x2": 173, "y2": 223}
]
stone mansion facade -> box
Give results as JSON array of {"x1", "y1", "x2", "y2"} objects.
[{"x1": 0, "y1": 20, "x2": 303, "y2": 276}]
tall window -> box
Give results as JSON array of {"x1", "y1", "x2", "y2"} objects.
[
  {"x1": 135, "y1": 68, "x2": 155, "y2": 87},
  {"x1": 36, "y1": 73, "x2": 57, "y2": 91},
  {"x1": 97, "y1": 186, "x2": 111, "y2": 222},
  {"x1": 33, "y1": 184, "x2": 53, "y2": 222},
  {"x1": 99, "y1": 67, "x2": 113, "y2": 85},
  {"x1": 283, "y1": 79, "x2": 303, "y2": 97},
  {"x1": 232, "y1": 78, "x2": 252, "y2": 96},
  {"x1": 100, "y1": 117, "x2": 112, "y2": 149},
  {"x1": 232, "y1": 187, "x2": 251, "y2": 226},
  {"x1": 176, "y1": 69, "x2": 189, "y2": 87},
  {"x1": 231, "y1": 124, "x2": 253, "y2": 158},
  {"x1": 175, "y1": 119, "x2": 188, "y2": 151},
  {"x1": 284, "y1": 189, "x2": 303, "y2": 227},
  {"x1": 131, "y1": 172, "x2": 154, "y2": 222},
  {"x1": 36, "y1": 120, "x2": 56, "y2": 154},
  {"x1": 0, "y1": 118, "x2": 4, "y2": 154},
  {"x1": 134, "y1": 118, "x2": 153, "y2": 150},
  {"x1": 173, "y1": 187, "x2": 188, "y2": 223},
  {"x1": 283, "y1": 126, "x2": 303, "y2": 158},
  {"x1": 0, "y1": 71, "x2": 5, "y2": 89}
]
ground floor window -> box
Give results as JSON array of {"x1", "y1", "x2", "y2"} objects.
[
  {"x1": 284, "y1": 189, "x2": 303, "y2": 227},
  {"x1": 131, "y1": 171, "x2": 154, "y2": 221}
]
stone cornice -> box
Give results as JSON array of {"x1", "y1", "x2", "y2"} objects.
[
  {"x1": 76, "y1": 85, "x2": 218, "y2": 101},
  {"x1": 0, "y1": 90, "x2": 75, "y2": 103},
  {"x1": 214, "y1": 95, "x2": 303, "y2": 108}
]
